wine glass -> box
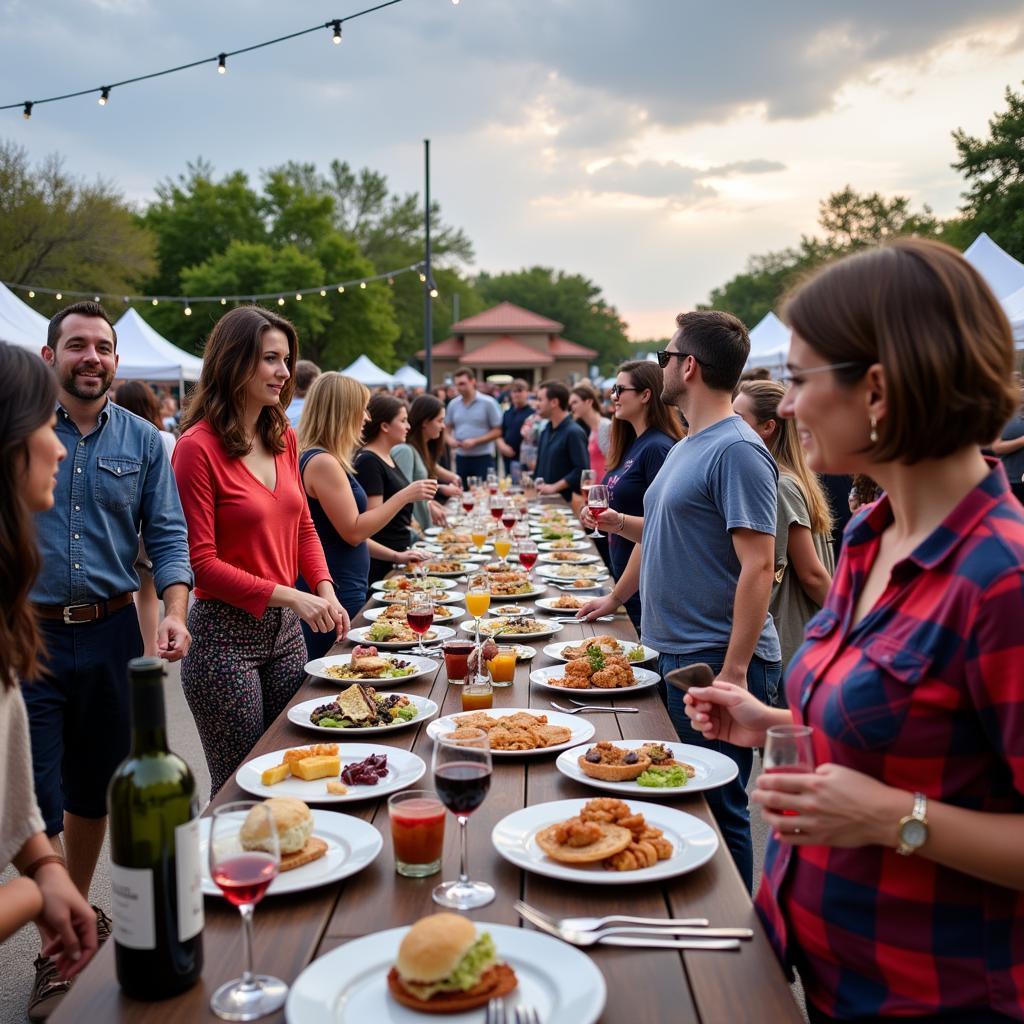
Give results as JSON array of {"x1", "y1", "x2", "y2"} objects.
[
  {"x1": 470, "y1": 516, "x2": 488, "y2": 554},
  {"x1": 763, "y1": 725, "x2": 815, "y2": 817},
  {"x1": 432, "y1": 728, "x2": 494, "y2": 909},
  {"x1": 465, "y1": 573, "x2": 491, "y2": 648},
  {"x1": 406, "y1": 592, "x2": 435, "y2": 656},
  {"x1": 461, "y1": 491, "x2": 475, "y2": 515},
  {"x1": 586, "y1": 483, "x2": 609, "y2": 538},
  {"x1": 489, "y1": 494, "x2": 506, "y2": 524},
  {"x1": 518, "y1": 537, "x2": 538, "y2": 576},
  {"x1": 493, "y1": 530, "x2": 512, "y2": 566},
  {"x1": 208, "y1": 802, "x2": 287, "y2": 1021},
  {"x1": 580, "y1": 469, "x2": 597, "y2": 504},
  {"x1": 501, "y1": 504, "x2": 518, "y2": 531},
  {"x1": 486, "y1": 471, "x2": 499, "y2": 496}
]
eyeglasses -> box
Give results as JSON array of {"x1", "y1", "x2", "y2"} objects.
[
  {"x1": 778, "y1": 361, "x2": 864, "y2": 385},
  {"x1": 609, "y1": 384, "x2": 639, "y2": 397},
  {"x1": 656, "y1": 350, "x2": 710, "y2": 370}
]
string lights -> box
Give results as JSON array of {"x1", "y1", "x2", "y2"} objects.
[
  {"x1": 2, "y1": 0, "x2": 421, "y2": 117},
  {"x1": 3, "y1": 263, "x2": 436, "y2": 315}
]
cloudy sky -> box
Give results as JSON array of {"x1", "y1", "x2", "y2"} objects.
[{"x1": 3, "y1": 0, "x2": 1024, "y2": 338}]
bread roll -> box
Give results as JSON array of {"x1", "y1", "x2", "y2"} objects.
[
  {"x1": 241, "y1": 797, "x2": 314, "y2": 855},
  {"x1": 396, "y1": 913, "x2": 477, "y2": 983}
]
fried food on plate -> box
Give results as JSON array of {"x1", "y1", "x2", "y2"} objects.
[
  {"x1": 535, "y1": 817, "x2": 632, "y2": 863},
  {"x1": 450, "y1": 711, "x2": 571, "y2": 750}
]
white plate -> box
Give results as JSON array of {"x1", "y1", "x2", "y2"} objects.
[
  {"x1": 371, "y1": 577, "x2": 459, "y2": 592},
  {"x1": 285, "y1": 922, "x2": 606, "y2": 1024},
  {"x1": 426, "y1": 707, "x2": 594, "y2": 757},
  {"x1": 363, "y1": 605, "x2": 460, "y2": 624},
  {"x1": 460, "y1": 618, "x2": 564, "y2": 641},
  {"x1": 555, "y1": 739, "x2": 739, "y2": 797},
  {"x1": 304, "y1": 653, "x2": 437, "y2": 686},
  {"x1": 370, "y1": 590, "x2": 465, "y2": 606},
  {"x1": 544, "y1": 640, "x2": 659, "y2": 664},
  {"x1": 236, "y1": 744, "x2": 425, "y2": 803},
  {"x1": 529, "y1": 663, "x2": 660, "y2": 696},
  {"x1": 418, "y1": 564, "x2": 475, "y2": 578},
  {"x1": 347, "y1": 625, "x2": 456, "y2": 649},
  {"x1": 287, "y1": 693, "x2": 439, "y2": 735},
  {"x1": 199, "y1": 810, "x2": 381, "y2": 898},
  {"x1": 535, "y1": 565, "x2": 609, "y2": 581},
  {"x1": 533, "y1": 596, "x2": 589, "y2": 613},
  {"x1": 489, "y1": 584, "x2": 548, "y2": 601},
  {"x1": 537, "y1": 553, "x2": 601, "y2": 565},
  {"x1": 531, "y1": 528, "x2": 586, "y2": 541},
  {"x1": 492, "y1": 798, "x2": 718, "y2": 885},
  {"x1": 537, "y1": 540, "x2": 589, "y2": 551}
]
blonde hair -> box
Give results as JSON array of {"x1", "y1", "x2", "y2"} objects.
[
  {"x1": 297, "y1": 372, "x2": 370, "y2": 473},
  {"x1": 738, "y1": 379, "x2": 833, "y2": 536}
]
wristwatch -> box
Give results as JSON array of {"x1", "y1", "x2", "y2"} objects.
[{"x1": 895, "y1": 792, "x2": 928, "y2": 856}]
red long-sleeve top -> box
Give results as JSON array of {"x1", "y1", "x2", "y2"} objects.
[{"x1": 172, "y1": 421, "x2": 331, "y2": 619}]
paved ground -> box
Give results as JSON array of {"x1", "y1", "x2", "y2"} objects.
[{"x1": 0, "y1": 662, "x2": 804, "y2": 1022}]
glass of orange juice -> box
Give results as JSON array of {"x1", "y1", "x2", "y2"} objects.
[
  {"x1": 493, "y1": 532, "x2": 511, "y2": 564},
  {"x1": 470, "y1": 517, "x2": 487, "y2": 552},
  {"x1": 486, "y1": 645, "x2": 517, "y2": 687},
  {"x1": 465, "y1": 574, "x2": 491, "y2": 647}
]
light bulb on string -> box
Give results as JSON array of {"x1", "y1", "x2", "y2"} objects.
[
  {"x1": 331, "y1": 20, "x2": 342, "y2": 44},
  {"x1": 93, "y1": 296, "x2": 100, "y2": 303},
  {"x1": 22, "y1": 102, "x2": 32, "y2": 120},
  {"x1": 387, "y1": 276, "x2": 394, "y2": 285},
  {"x1": 184, "y1": 304, "x2": 192, "y2": 316},
  {"x1": 430, "y1": 287, "x2": 439, "y2": 298},
  {"x1": 55, "y1": 292, "x2": 62, "y2": 301},
  {"x1": 418, "y1": 272, "x2": 426, "y2": 282},
  {"x1": 360, "y1": 281, "x2": 366, "y2": 289},
  {"x1": 28, "y1": 290, "x2": 35, "y2": 298},
  {"x1": 99, "y1": 87, "x2": 110, "y2": 105},
  {"x1": 220, "y1": 298, "x2": 227, "y2": 305},
  {"x1": 151, "y1": 298, "x2": 158, "y2": 305},
  {"x1": 337, "y1": 285, "x2": 345, "y2": 294},
  {"x1": 218, "y1": 54, "x2": 227, "y2": 74},
  {"x1": 319, "y1": 289, "x2": 326, "y2": 297},
  {"x1": 277, "y1": 297, "x2": 285, "y2": 306},
  {"x1": 295, "y1": 293, "x2": 302, "y2": 301}
]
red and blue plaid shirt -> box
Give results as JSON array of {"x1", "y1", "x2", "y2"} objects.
[{"x1": 756, "y1": 460, "x2": 1024, "y2": 1020}]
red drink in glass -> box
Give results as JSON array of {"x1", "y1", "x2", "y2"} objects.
[
  {"x1": 462, "y1": 499, "x2": 475, "y2": 513},
  {"x1": 519, "y1": 550, "x2": 537, "y2": 570},
  {"x1": 488, "y1": 484, "x2": 498, "y2": 495},
  {"x1": 443, "y1": 640, "x2": 475, "y2": 683},
  {"x1": 588, "y1": 502, "x2": 607, "y2": 522},
  {"x1": 501, "y1": 513, "x2": 516, "y2": 529},
  {"x1": 489, "y1": 505, "x2": 503, "y2": 520},
  {"x1": 407, "y1": 609, "x2": 433, "y2": 634},
  {"x1": 435, "y1": 762, "x2": 491, "y2": 815},
  {"x1": 390, "y1": 800, "x2": 445, "y2": 868},
  {"x1": 211, "y1": 853, "x2": 277, "y2": 907}
]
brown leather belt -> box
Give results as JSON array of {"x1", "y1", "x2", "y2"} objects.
[{"x1": 34, "y1": 592, "x2": 135, "y2": 625}]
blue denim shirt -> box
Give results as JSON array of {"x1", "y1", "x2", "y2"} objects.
[{"x1": 31, "y1": 400, "x2": 193, "y2": 605}]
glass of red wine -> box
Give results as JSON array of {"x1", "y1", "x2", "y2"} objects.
[
  {"x1": 586, "y1": 483, "x2": 609, "y2": 538},
  {"x1": 461, "y1": 491, "x2": 475, "y2": 514},
  {"x1": 489, "y1": 495, "x2": 505, "y2": 522},
  {"x1": 763, "y1": 725, "x2": 815, "y2": 817},
  {"x1": 406, "y1": 592, "x2": 435, "y2": 656},
  {"x1": 501, "y1": 506, "x2": 518, "y2": 530},
  {"x1": 580, "y1": 468, "x2": 596, "y2": 504},
  {"x1": 208, "y1": 801, "x2": 287, "y2": 1020},
  {"x1": 518, "y1": 537, "x2": 538, "y2": 575},
  {"x1": 431, "y1": 728, "x2": 494, "y2": 909}
]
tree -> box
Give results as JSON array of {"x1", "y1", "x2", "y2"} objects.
[
  {"x1": 0, "y1": 140, "x2": 154, "y2": 313},
  {"x1": 953, "y1": 82, "x2": 1024, "y2": 259},
  {"x1": 475, "y1": 267, "x2": 632, "y2": 373}
]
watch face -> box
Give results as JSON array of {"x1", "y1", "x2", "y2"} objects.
[{"x1": 901, "y1": 819, "x2": 927, "y2": 848}]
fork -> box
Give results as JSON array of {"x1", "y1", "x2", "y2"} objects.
[
  {"x1": 514, "y1": 901, "x2": 751, "y2": 941},
  {"x1": 513, "y1": 900, "x2": 710, "y2": 931},
  {"x1": 515, "y1": 1007, "x2": 540, "y2": 1024},
  {"x1": 547, "y1": 615, "x2": 614, "y2": 623},
  {"x1": 486, "y1": 997, "x2": 507, "y2": 1024},
  {"x1": 549, "y1": 700, "x2": 636, "y2": 714}
]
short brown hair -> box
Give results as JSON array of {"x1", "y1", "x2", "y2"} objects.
[
  {"x1": 570, "y1": 381, "x2": 601, "y2": 411},
  {"x1": 539, "y1": 379, "x2": 569, "y2": 410},
  {"x1": 48, "y1": 300, "x2": 117, "y2": 351},
  {"x1": 293, "y1": 359, "x2": 321, "y2": 393},
  {"x1": 180, "y1": 305, "x2": 297, "y2": 458},
  {"x1": 453, "y1": 367, "x2": 475, "y2": 381},
  {"x1": 674, "y1": 310, "x2": 749, "y2": 392},
  {"x1": 783, "y1": 238, "x2": 1017, "y2": 464},
  {"x1": 114, "y1": 381, "x2": 162, "y2": 430},
  {"x1": 511, "y1": 378, "x2": 530, "y2": 392}
]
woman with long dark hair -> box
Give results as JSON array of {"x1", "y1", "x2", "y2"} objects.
[
  {"x1": 580, "y1": 360, "x2": 684, "y2": 630},
  {"x1": 172, "y1": 306, "x2": 347, "y2": 794},
  {"x1": 355, "y1": 394, "x2": 437, "y2": 584},
  {"x1": 393, "y1": 394, "x2": 460, "y2": 535},
  {"x1": 569, "y1": 381, "x2": 612, "y2": 482},
  {"x1": 685, "y1": 239, "x2": 1024, "y2": 1022},
  {"x1": 0, "y1": 343, "x2": 98, "y2": 1009}
]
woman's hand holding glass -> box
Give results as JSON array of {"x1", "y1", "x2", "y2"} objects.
[
  {"x1": 579, "y1": 505, "x2": 621, "y2": 532},
  {"x1": 402, "y1": 479, "x2": 439, "y2": 503}
]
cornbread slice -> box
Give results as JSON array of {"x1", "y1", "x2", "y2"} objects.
[{"x1": 291, "y1": 755, "x2": 341, "y2": 780}]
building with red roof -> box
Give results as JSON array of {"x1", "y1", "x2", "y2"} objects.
[{"x1": 418, "y1": 301, "x2": 598, "y2": 386}]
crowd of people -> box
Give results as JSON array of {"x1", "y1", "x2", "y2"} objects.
[{"x1": 0, "y1": 235, "x2": 1022, "y2": 1022}]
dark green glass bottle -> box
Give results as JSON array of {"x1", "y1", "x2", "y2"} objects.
[{"x1": 107, "y1": 657, "x2": 203, "y2": 999}]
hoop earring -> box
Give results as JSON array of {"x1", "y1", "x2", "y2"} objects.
[{"x1": 869, "y1": 415, "x2": 879, "y2": 444}]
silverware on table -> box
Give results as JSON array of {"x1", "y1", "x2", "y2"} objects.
[
  {"x1": 547, "y1": 615, "x2": 614, "y2": 623},
  {"x1": 549, "y1": 701, "x2": 637, "y2": 714},
  {"x1": 515, "y1": 1006, "x2": 540, "y2": 1024},
  {"x1": 486, "y1": 997, "x2": 507, "y2": 1024},
  {"x1": 513, "y1": 902, "x2": 710, "y2": 931},
  {"x1": 518, "y1": 910, "x2": 741, "y2": 951}
]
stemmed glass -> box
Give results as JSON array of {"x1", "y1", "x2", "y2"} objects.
[
  {"x1": 461, "y1": 490, "x2": 475, "y2": 515},
  {"x1": 406, "y1": 591, "x2": 435, "y2": 657},
  {"x1": 580, "y1": 469, "x2": 596, "y2": 503},
  {"x1": 586, "y1": 483, "x2": 609, "y2": 538},
  {"x1": 470, "y1": 516, "x2": 488, "y2": 554},
  {"x1": 208, "y1": 802, "x2": 287, "y2": 1021},
  {"x1": 465, "y1": 573, "x2": 491, "y2": 649},
  {"x1": 431, "y1": 728, "x2": 494, "y2": 909},
  {"x1": 489, "y1": 494, "x2": 506, "y2": 524},
  {"x1": 763, "y1": 725, "x2": 816, "y2": 817},
  {"x1": 518, "y1": 537, "x2": 538, "y2": 576}
]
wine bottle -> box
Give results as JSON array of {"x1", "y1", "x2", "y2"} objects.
[{"x1": 107, "y1": 657, "x2": 204, "y2": 999}]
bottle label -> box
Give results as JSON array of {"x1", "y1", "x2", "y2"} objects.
[
  {"x1": 110, "y1": 864, "x2": 155, "y2": 950},
  {"x1": 175, "y1": 819, "x2": 204, "y2": 942}
]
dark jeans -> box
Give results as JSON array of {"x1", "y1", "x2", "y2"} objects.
[
  {"x1": 808, "y1": 1004, "x2": 1016, "y2": 1024},
  {"x1": 659, "y1": 648, "x2": 782, "y2": 893},
  {"x1": 24, "y1": 604, "x2": 144, "y2": 834},
  {"x1": 455, "y1": 453, "x2": 495, "y2": 487}
]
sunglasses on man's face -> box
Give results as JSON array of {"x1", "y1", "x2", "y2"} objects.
[{"x1": 656, "y1": 350, "x2": 710, "y2": 370}]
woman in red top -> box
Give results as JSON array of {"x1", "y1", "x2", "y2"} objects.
[
  {"x1": 684, "y1": 239, "x2": 1024, "y2": 1021},
  {"x1": 173, "y1": 306, "x2": 347, "y2": 794}
]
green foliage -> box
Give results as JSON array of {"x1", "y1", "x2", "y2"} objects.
[
  {"x1": 0, "y1": 140, "x2": 154, "y2": 314},
  {"x1": 474, "y1": 266, "x2": 632, "y2": 373},
  {"x1": 952, "y1": 82, "x2": 1024, "y2": 260}
]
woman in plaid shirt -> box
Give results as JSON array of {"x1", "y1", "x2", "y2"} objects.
[{"x1": 685, "y1": 238, "x2": 1024, "y2": 1022}]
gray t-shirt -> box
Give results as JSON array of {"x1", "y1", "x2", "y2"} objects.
[
  {"x1": 771, "y1": 473, "x2": 835, "y2": 668},
  {"x1": 640, "y1": 415, "x2": 781, "y2": 662},
  {"x1": 445, "y1": 393, "x2": 502, "y2": 457}
]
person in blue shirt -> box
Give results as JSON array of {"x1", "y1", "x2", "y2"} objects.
[
  {"x1": 534, "y1": 380, "x2": 589, "y2": 503},
  {"x1": 24, "y1": 302, "x2": 193, "y2": 1014},
  {"x1": 444, "y1": 368, "x2": 503, "y2": 484},
  {"x1": 285, "y1": 359, "x2": 321, "y2": 428},
  {"x1": 582, "y1": 360, "x2": 683, "y2": 631},
  {"x1": 496, "y1": 379, "x2": 533, "y2": 481}
]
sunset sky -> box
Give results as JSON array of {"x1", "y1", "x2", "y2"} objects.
[{"x1": 3, "y1": 0, "x2": 1024, "y2": 338}]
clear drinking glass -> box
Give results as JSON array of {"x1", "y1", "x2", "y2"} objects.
[
  {"x1": 208, "y1": 802, "x2": 287, "y2": 1021},
  {"x1": 764, "y1": 724, "x2": 816, "y2": 817},
  {"x1": 586, "y1": 483, "x2": 609, "y2": 538},
  {"x1": 580, "y1": 468, "x2": 596, "y2": 504},
  {"x1": 406, "y1": 591, "x2": 435, "y2": 656},
  {"x1": 465, "y1": 573, "x2": 491, "y2": 648},
  {"x1": 431, "y1": 728, "x2": 494, "y2": 909}
]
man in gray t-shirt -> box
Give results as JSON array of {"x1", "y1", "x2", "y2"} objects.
[
  {"x1": 580, "y1": 310, "x2": 780, "y2": 892},
  {"x1": 445, "y1": 367, "x2": 503, "y2": 484}
]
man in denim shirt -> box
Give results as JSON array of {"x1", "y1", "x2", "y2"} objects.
[{"x1": 24, "y1": 302, "x2": 193, "y2": 1020}]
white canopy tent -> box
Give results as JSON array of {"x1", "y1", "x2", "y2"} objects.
[
  {"x1": 999, "y1": 284, "x2": 1024, "y2": 347},
  {"x1": 393, "y1": 364, "x2": 427, "y2": 388},
  {"x1": 340, "y1": 354, "x2": 396, "y2": 387},
  {"x1": 745, "y1": 311, "x2": 790, "y2": 370},
  {"x1": 112, "y1": 308, "x2": 204, "y2": 386},
  {"x1": 963, "y1": 232, "x2": 1024, "y2": 300},
  {"x1": 0, "y1": 282, "x2": 49, "y2": 352}
]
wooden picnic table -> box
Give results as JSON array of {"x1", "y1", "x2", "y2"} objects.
[{"x1": 53, "y1": 529, "x2": 802, "y2": 1023}]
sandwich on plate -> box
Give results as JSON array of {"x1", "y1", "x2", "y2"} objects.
[{"x1": 240, "y1": 797, "x2": 327, "y2": 872}]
